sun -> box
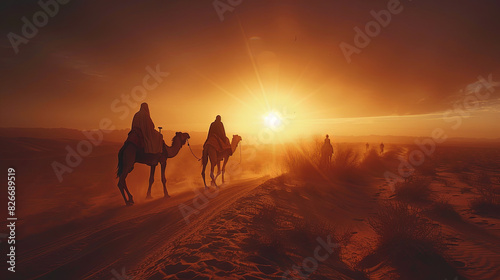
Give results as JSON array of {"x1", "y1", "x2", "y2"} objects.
[{"x1": 263, "y1": 111, "x2": 283, "y2": 129}]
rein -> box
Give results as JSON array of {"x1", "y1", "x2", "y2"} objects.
[{"x1": 187, "y1": 139, "x2": 202, "y2": 161}]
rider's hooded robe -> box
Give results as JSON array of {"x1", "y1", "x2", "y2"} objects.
[
  {"x1": 132, "y1": 103, "x2": 163, "y2": 154},
  {"x1": 205, "y1": 118, "x2": 231, "y2": 153}
]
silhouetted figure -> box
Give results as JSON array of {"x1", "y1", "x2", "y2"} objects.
[
  {"x1": 320, "y1": 134, "x2": 334, "y2": 168},
  {"x1": 205, "y1": 115, "x2": 231, "y2": 153},
  {"x1": 131, "y1": 103, "x2": 163, "y2": 154},
  {"x1": 366, "y1": 142, "x2": 369, "y2": 152},
  {"x1": 380, "y1": 142, "x2": 385, "y2": 154}
]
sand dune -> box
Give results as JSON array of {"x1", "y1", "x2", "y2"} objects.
[{"x1": 1, "y1": 135, "x2": 499, "y2": 279}]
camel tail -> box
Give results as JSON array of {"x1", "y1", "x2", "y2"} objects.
[{"x1": 117, "y1": 142, "x2": 127, "y2": 178}]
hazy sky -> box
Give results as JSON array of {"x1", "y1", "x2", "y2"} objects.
[{"x1": 1, "y1": 0, "x2": 499, "y2": 138}]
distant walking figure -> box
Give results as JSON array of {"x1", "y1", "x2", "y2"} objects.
[
  {"x1": 320, "y1": 135, "x2": 334, "y2": 168},
  {"x1": 202, "y1": 115, "x2": 242, "y2": 188},
  {"x1": 380, "y1": 142, "x2": 385, "y2": 154},
  {"x1": 365, "y1": 142, "x2": 369, "y2": 152}
]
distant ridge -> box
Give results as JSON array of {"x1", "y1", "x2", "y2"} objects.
[
  {"x1": 0, "y1": 128, "x2": 498, "y2": 147},
  {"x1": 331, "y1": 134, "x2": 500, "y2": 146}
]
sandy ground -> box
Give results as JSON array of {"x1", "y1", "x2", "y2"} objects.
[{"x1": 0, "y1": 136, "x2": 499, "y2": 279}]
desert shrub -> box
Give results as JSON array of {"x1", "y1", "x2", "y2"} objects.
[
  {"x1": 467, "y1": 172, "x2": 500, "y2": 217},
  {"x1": 332, "y1": 146, "x2": 359, "y2": 168},
  {"x1": 471, "y1": 171, "x2": 493, "y2": 187},
  {"x1": 469, "y1": 195, "x2": 500, "y2": 217},
  {"x1": 329, "y1": 146, "x2": 367, "y2": 184},
  {"x1": 428, "y1": 197, "x2": 462, "y2": 220},
  {"x1": 368, "y1": 202, "x2": 463, "y2": 280},
  {"x1": 470, "y1": 186, "x2": 500, "y2": 216},
  {"x1": 359, "y1": 148, "x2": 385, "y2": 174},
  {"x1": 381, "y1": 148, "x2": 399, "y2": 161},
  {"x1": 284, "y1": 142, "x2": 321, "y2": 179},
  {"x1": 245, "y1": 203, "x2": 347, "y2": 265},
  {"x1": 283, "y1": 141, "x2": 367, "y2": 183},
  {"x1": 394, "y1": 175, "x2": 432, "y2": 202},
  {"x1": 369, "y1": 201, "x2": 445, "y2": 260}
]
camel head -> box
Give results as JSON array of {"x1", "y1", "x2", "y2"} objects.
[
  {"x1": 232, "y1": 134, "x2": 242, "y2": 146},
  {"x1": 173, "y1": 132, "x2": 190, "y2": 146}
]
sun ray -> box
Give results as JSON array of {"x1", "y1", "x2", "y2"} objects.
[
  {"x1": 293, "y1": 80, "x2": 330, "y2": 108},
  {"x1": 237, "y1": 17, "x2": 270, "y2": 111},
  {"x1": 287, "y1": 59, "x2": 313, "y2": 98},
  {"x1": 238, "y1": 77, "x2": 263, "y2": 109},
  {"x1": 189, "y1": 68, "x2": 252, "y2": 110}
]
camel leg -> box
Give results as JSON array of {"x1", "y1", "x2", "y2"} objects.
[
  {"x1": 146, "y1": 165, "x2": 156, "y2": 199},
  {"x1": 214, "y1": 157, "x2": 223, "y2": 182},
  {"x1": 124, "y1": 182, "x2": 134, "y2": 205},
  {"x1": 221, "y1": 156, "x2": 228, "y2": 184},
  {"x1": 118, "y1": 146, "x2": 135, "y2": 206},
  {"x1": 210, "y1": 165, "x2": 217, "y2": 188},
  {"x1": 202, "y1": 160, "x2": 208, "y2": 189},
  {"x1": 118, "y1": 174, "x2": 128, "y2": 205},
  {"x1": 161, "y1": 161, "x2": 170, "y2": 198},
  {"x1": 118, "y1": 171, "x2": 134, "y2": 206},
  {"x1": 215, "y1": 164, "x2": 220, "y2": 180},
  {"x1": 208, "y1": 149, "x2": 218, "y2": 188},
  {"x1": 216, "y1": 161, "x2": 222, "y2": 178}
]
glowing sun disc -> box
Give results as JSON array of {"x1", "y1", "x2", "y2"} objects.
[{"x1": 264, "y1": 112, "x2": 283, "y2": 129}]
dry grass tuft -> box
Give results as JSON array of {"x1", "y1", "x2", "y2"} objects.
[
  {"x1": 283, "y1": 141, "x2": 383, "y2": 184},
  {"x1": 468, "y1": 172, "x2": 500, "y2": 217},
  {"x1": 367, "y1": 201, "x2": 461, "y2": 280},
  {"x1": 369, "y1": 201, "x2": 445, "y2": 257}
]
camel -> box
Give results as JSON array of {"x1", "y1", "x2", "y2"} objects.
[
  {"x1": 117, "y1": 132, "x2": 190, "y2": 205},
  {"x1": 201, "y1": 135, "x2": 242, "y2": 189}
]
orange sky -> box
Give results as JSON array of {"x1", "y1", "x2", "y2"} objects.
[{"x1": 1, "y1": 0, "x2": 499, "y2": 139}]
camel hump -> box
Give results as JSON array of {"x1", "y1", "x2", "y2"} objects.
[{"x1": 204, "y1": 135, "x2": 231, "y2": 154}]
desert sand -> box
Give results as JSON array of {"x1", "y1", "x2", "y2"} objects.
[{"x1": 0, "y1": 131, "x2": 499, "y2": 280}]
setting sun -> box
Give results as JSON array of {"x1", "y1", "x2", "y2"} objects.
[{"x1": 263, "y1": 111, "x2": 283, "y2": 129}]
